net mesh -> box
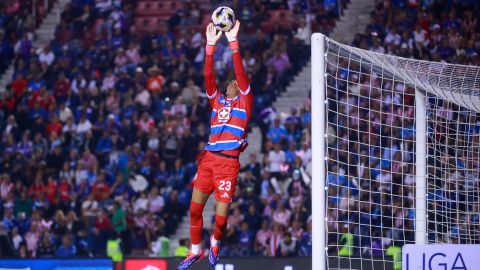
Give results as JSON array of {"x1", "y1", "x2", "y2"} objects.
[
  {"x1": 319, "y1": 36, "x2": 480, "y2": 269},
  {"x1": 426, "y1": 98, "x2": 480, "y2": 244}
]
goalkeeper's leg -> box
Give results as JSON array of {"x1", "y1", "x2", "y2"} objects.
[
  {"x1": 177, "y1": 188, "x2": 209, "y2": 270},
  {"x1": 209, "y1": 202, "x2": 229, "y2": 266},
  {"x1": 209, "y1": 157, "x2": 239, "y2": 266}
]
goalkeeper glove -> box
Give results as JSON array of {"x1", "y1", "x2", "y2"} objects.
[
  {"x1": 225, "y1": 20, "x2": 240, "y2": 51},
  {"x1": 206, "y1": 23, "x2": 222, "y2": 55}
]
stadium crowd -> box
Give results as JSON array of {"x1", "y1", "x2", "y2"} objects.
[
  {"x1": 0, "y1": 0, "x2": 331, "y2": 259},
  {"x1": 325, "y1": 0, "x2": 480, "y2": 258},
  {"x1": 325, "y1": 59, "x2": 417, "y2": 257},
  {"x1": 356, "y1": 0, "x2": 479, "y2": 65}
]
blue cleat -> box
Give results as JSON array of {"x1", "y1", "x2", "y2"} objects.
[
  {"x1": 177, "y1": 250, "x2": 204, "y2": 270},
  {"x1": 208, "y1": 235, "x2": 220, "y2": 267}
]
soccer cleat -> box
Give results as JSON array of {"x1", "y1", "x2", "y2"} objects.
[
  {"x1": 208, "y1": 235, "x2": 220, "y2": 266},
  {"x1": 177, "y1": 250, "x2": 204, "y2": 270}
]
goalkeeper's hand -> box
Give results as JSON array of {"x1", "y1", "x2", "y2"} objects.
[
  {"x1": 225, "y1": 20, "x2": 240, "y2": 42},
  {"x1": 206, "y1": 23, "x2": 222, "y2": 46}
]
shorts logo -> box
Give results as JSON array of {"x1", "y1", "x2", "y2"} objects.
[
  {"x1": 220, "y1": 192, "x2": 230, "y2": 199},
  {"x1": 218, "y1": 107, "x2": 231, "y2": 122}
]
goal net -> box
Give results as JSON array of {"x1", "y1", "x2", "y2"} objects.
[{"x1": 311, "y1": 33, "x2": 480, "y2": 270}]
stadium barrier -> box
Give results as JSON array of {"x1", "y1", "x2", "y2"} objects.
[
  {"x1": 327, "y1": 257, "x2": 394, "y2": 270},
  {"x1": 0, "y1": 257, "x2": 311, "y2": 270},
  {"x1": 126, "y1": 257, "x2": 394, "y2": 269},
  {"x1": 0, "y1": 256, "x2": 397, "y2": 269},
  {"x1": 125, "y1": 257, "x2": 312, "y2": 270},
  {"x1": 0, "y1": 258, "x2": 113, "y2": 270}
]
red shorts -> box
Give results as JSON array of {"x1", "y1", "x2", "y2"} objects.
[{"x1": 193, "y1": 151, "x2": 240, "y2": 203}]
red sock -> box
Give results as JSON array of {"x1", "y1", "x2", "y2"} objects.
[
  {"x1": 189, "y1": 202, "x2": 205, "y2": 245},
  {"x1": 213, "y1": 215, "x2": 228, "y2": 241}
]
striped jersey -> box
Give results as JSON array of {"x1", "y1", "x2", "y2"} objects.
[
  {"x1": 205, "y1": 86, "x2": 253, "y2": 152},
  {"x1": 203, "y1": 42, "x2": 252, "y2": 153}
]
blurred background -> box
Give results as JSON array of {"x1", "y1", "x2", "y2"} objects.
[{"x1": 0, "y1": 0, "x2": 478, "y2": 269}]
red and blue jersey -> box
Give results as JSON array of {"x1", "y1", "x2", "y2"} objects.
[{"x1": 204, "y1": 45, "x2": 253, "y2": 154}]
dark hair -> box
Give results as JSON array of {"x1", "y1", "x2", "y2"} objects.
[
  {"x1": 179, "y1": 239, "x2": 186, "y2": 246},
  {"x1": 113, "y1": 201, "x2": 121, "y2": 209}
]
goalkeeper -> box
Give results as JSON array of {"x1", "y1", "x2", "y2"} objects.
[{"x1": 178, "y1": 20, "x2": 253, "y2": 270}]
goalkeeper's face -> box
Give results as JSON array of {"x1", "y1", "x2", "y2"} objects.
[{"x1": 226, "y1": 80, "x2": 239, "y2": 98}]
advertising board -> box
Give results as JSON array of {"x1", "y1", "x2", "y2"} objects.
[
  {"x1": 402, "y1": 244, "x2": 480, "y2": 270},
  {"x1": 124, "y1": 259, "x2": 167, "y2": 270},
  {"x1": 0, "y1": 259, "x2": 112, "y2": 270}
]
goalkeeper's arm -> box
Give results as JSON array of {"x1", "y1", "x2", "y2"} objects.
[
  {"x1": 204, "y1": 45, "x2": 217, "y2": 99},
  {"x1": 204, "y1": 23, "x2": 222, "y2": 100},
  {"x1": 226, "y1": 20, "x2": 250, "y2": 94}
]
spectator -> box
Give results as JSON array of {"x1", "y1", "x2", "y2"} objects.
[
  {"x1": 11, "y1": 227, "x2": 23, "y2": 252},
  {"x1": 76, "y1": 115, "x2": 92, "y2": 135},
  {"x1": 254, "y1": 220, "x2": 272, "y2": 255},
  {"x1": 174, "y1": 238, "x2": 189, "y2": 257},
  {"x1": 14, "y1": 191, "x2": 33, "y2": 217},
  {"x1": 92, "y1": 175, "x2": 109, "y2": 201},
  {"x1": 228, "y1": 207, "x2": 244, "y2": 229},
  {"x1": 24, "y1": 224, "x2": 40, "y2": 257},
  {"x1": 267, "y1": 143, "x2": 286, "y2": 179},
  {"x1": 298, "y1": 221, "x2": 312, "y2": 256},
  {"x1": 148, "y1": 187, "x2": 165, "y2": 214},
  {"x1": 269, "y1": 223, "x2": 284, "y2": 257},
  {"x1": 236, "y1": 221, "x2": 255, "y2": 256},
  {"x1": 272, "y1": 202, "x2": 292, "y2": 227},
  {"x1": 56, "y1": 234, "x2": 77, "y2": 257},
  {"x1": 267, "y1": 118, "x2": 287, "y2": 144},
  {"x1": 181, "y1": 79, "x2": 201, "y2": 104},
  {"x1": 112, "y1": 201, "x2": 127, "y2": 236},
  {"x1": 18, "y1": 242, "x2": 29, "y2": 258},
  {"x1": 37, "y1": 231, "x2": 55, "y2": 257},
  {"x1": 295, "y1": 19, "x2": 312, "y2": 45},
  {"x1": 147, "y1": 66, "x2": 165, "y2": 93},
  {"x1": 38, "y1": 44, "x2": 55, "y2": 67},
  {"x1": 276, "y1": 232, "x2": 298, "y2": 257},
  {"x1": 241, "y1": 153, "x2": 262, "y2": 179}
]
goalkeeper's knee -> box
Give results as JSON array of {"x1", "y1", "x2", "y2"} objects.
[{"x1": 189, "y1": 202, "x2": 205, "y2": 245}]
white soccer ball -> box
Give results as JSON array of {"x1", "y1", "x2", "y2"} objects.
[{"x1": 212, "y1": 6, "x2": 235, "y2": 32}]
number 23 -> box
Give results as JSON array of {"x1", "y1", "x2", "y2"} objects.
[{"x1": 219, "y1": 180, "x2": 231, "y2": 191}]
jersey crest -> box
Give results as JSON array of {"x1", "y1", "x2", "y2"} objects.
[{"x1": 217, "y1": 107, "x2": 231, "y2": 122}]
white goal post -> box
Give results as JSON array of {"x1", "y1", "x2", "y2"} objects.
[{"x1": 312, "y1": 33, "x2": 480, "y2": 270}]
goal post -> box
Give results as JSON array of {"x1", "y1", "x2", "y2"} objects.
[
  {"x1": 311, "y1": 33, "x2": 327, "y2": 270},
  {"x1": 414, "y1": 88, "x2": 427, "y2": 245},
  {"x1": 311, "y1": 33, "x2": 480, "y2": 270}
]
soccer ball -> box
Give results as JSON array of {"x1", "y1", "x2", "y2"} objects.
[{"x1": 211, "y1": 6, "x2": 235, "y2": 32}]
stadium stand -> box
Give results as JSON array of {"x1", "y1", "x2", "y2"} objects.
[
  {"x1": 324, "y1": 0, "x2": 480, "y2": 257},
  {"x1": 0, "y1": 0, "x2": 343, "y2": 258},
  {"x1": 10, "y1": 0, "x2": 477, "y2": 262},
  {"x1": 357, "y1": 0, "x2": 479, "y2": 65},
  {"x1": 0, "y1": 0, "x2": 58, "y2": 76}
]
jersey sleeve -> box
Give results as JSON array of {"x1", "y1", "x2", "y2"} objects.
[
  {"x1": 232, "y1": 51, "x2": 251, "y2": 96},
  {"x1": 204, "y1": 46, "x2": 218, "y2": 104}
]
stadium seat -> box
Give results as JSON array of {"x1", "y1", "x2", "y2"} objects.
[
  {"x1": 198, "y1": 3, "x2": 211, "y2": 12},
  {"x1": 134, "y1": 17, "x2": 172, "y2": 33},
  {"x1": 260, "y1": 22, "x2": 274, "y2": 33},
  {"x1": 201, "y1": 14, "x2": 211, "y2": 26},
  {"x1": 135, "y1": 1, "x2": 174, "y2": 17},
  {"x1": 270, "y1": 10, "x2": 295, "y2": 28}
]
